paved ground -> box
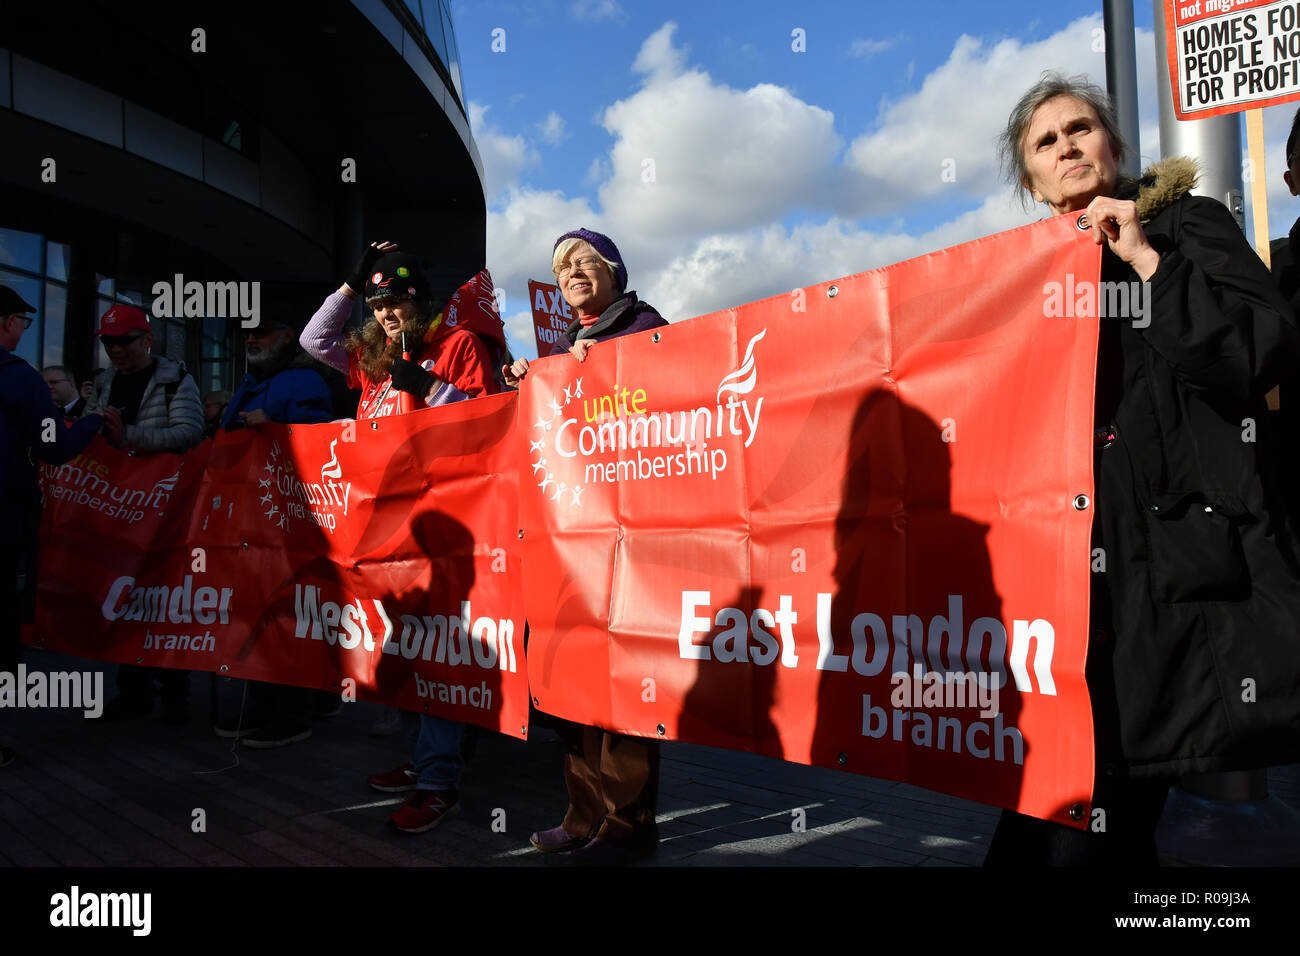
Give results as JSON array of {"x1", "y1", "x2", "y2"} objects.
[{"x1": 2, "y1": 648, "x2": 1297, "y2": 868}]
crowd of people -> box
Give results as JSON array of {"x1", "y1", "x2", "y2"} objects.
[{"x1": 2, "y1": 72, "x2": 1300, "y2": 866}]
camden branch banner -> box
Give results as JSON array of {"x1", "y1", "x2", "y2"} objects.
[
  {"x1": 29, "y1": 392, "x2": 530, "y2": 738},
  {"x1": 518, "y1": 214, "x2": 1102, "y2": 826},
  {"x1": 1164, "y1": 0, "x2": 1300, "y2": 118}
]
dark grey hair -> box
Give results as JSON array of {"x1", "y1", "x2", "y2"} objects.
[{"x1": 999, "y1": 72, "x2": 1128, "y2": 208}]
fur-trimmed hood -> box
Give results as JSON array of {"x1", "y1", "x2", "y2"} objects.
[{"x1": 1123, "y1": 156, "x2": 1200, "y2": 221}]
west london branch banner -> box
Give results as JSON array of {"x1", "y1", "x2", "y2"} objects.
[
  {"x1": 518, "y1": 214, "x2": 1102, "y2": 826},
  {"x1": 30, "y1": 216, "x2": 1102, "y2": 822},
  {"x1": 30, "y1": 392, "x2": 530, "y2": 738}
]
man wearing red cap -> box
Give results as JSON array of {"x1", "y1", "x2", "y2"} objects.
[
  {"x1": 0, "y1": 286, "x2": 104, "y2": 767},
  {"x1": 90, "y1": 303, "x2": 203, "y2": 723},
  {"x1": 90, "y1": 304, "x2": 203, "y2": 455}
]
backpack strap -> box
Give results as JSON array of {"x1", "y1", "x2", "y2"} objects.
[{"x1": 163, "y1": 365, "x2": 190, "y2": 408}]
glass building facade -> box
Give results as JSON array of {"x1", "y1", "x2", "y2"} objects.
[{"x1": 1, "y1": 0, "x2": 484, "y2": 396}]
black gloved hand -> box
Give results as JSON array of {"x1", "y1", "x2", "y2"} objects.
[
  {"x1": 389, "y1": 356, "x2": 440, "y2": 398},
  {"x1": 345, "y1": 243, "x2": 390, "y2": 296}
]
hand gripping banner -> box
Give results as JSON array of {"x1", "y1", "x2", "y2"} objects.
[
  {"x1": 518, "y1": 215, "x2": 1102, "y2": 825},
  {"x1": 31, "y1": 392, "x2": 530, "y2": 738}
]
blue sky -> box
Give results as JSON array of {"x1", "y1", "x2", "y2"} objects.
[{"x1": 449, "y1": 0, "x2": 1298, "y2": 359}]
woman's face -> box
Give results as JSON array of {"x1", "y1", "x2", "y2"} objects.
[
  {"x1": 557, "y1": 240, "x2": 617, "y2": 316},
  {"x1": 1021, "y1": 95, "x2": 1119, "y2": 216},
  {"x1": 370, "y1": 297, "x2": 419, "y2": 340}
]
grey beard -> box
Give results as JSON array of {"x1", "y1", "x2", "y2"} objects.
[{"x1": 247, "y1": 340, "x2": 288, "y2": 371}]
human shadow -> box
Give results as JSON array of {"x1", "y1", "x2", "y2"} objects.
[{"x1": 810, "y1": 391, "x2": 1023, "y2": 812}]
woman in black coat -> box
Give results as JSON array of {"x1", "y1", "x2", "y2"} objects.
[{"x1": 985, "y1": 73, "x2": 1300, "y2": 865}]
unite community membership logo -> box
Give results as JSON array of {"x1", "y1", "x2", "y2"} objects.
[{"x1": 530, "y1": 328, "x2": 768, "y2": 509}]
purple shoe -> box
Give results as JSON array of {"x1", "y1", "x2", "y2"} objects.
[{"x1": 529, "y1": 825, "x2": 588, "y2": 853}]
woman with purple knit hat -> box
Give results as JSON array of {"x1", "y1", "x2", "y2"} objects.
[{"x1": 506, "y1": 228, "x2": 667, "y2": 864}]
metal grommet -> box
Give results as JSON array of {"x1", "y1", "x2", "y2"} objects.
[
  {"x1": 651, "y1": 331, "x2": 661, "y2": 343},
  {"x1": 656, "y1": 724, "x2": 666, "y2": 736},
  {"x1": 241, "y1": 541, "x2": 249, "y2": 549},
  {"x1": 219, "y1": 664, "x2": 229, "y2": 672},
  {"x1": 1149, "y1": 504, "x2": 1160, "y2": 512},
  {"x1": 1068, "y1": 803, "x2": 1085, "y2": 821},
  {"x1": 135, "y1": 657, "x2": 143, "y2": 664},
  {"x1": 837, "y1": 752, "x2": 848, "y2": 765},
  {"x1": 521, "y1": 725, "x2": 527, "y2": 736},
  {"x1": 1203, "y1": 505, "x2": 1213, "y2": 513},
  {"x1": 1075, "y1": 214, "x2": 1089, "y2": 230},
  {"x1": 1072, "y1": 494, "x2": 1090, "y2": 510},
  {"x1": 517, "y1": 528, "x2": 524, "y2": 539},
  {"x1": 532, "y1": 696, "x2": 540, "y2": 706},
  {"x1": 370, "y1": 421, "x2": 378, "y2": 430},
  {"x1": 827, "y1": 285, "x2": 839, "y2": 298}
]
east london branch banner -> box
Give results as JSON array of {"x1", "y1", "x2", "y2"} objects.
[
  {"x1": 518, "y1": 214, "x2": 1102, "y2": 826},
  {"x1": 29, "y1": 216, "x2": 1102, "y2": 822},
  {"x1": 30, "y1": 392, "x2": 530, "y2": 738},
  {"x1": 1165, "y1": 0, "x2": 1300, "y2": 118}
]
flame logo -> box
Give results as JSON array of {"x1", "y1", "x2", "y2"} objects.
[
  {"x1": 150, "y1": 470, "x2": 180, "y2": 499},
  {"x1": 716, "y1": 328, "x2": 767, "y2": 403},
  {"x1": 321, "y1": 438, "x2": 342, "y2": 481}
]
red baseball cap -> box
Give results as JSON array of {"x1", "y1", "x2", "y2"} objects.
[{"x1": 96, "y1": 304, "x2": 152, "y2": 337}]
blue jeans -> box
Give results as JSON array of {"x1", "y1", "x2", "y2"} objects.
[{"x1": 408, "y1": 713, "x2": 465, "y2": 791}]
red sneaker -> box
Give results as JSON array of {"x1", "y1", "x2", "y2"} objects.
[
  {"x1": 367, "y1": 763, "x2": 418, "y2": 793},
  {"x1": 389, "y1": 789, "x2": 461, "y2": 834}
]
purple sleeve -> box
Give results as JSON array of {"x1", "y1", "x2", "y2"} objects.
[{"x1": 301, "y1": 291, "x2": 354, "y2": 374}]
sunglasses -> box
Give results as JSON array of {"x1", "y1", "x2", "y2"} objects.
[{"x1": 102, "y1": 332, "x2": 146, "y2": 348}]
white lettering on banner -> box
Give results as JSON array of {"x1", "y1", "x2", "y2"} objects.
[
  {"x1": 860, "y1": 695, "x2": 1025, "y2": 764},
  {"x1": 677, "y1": 591, "x2": 1056, "y2": 695},
  {"x1": 532, "y1": 330, "x2": 768, "y2": 508},
  {"x1": 412, "y1": 674, "x2": 494, "y2": 709},
  {"x1": 292, "y1": 586, "x2": 518, "y2": 672},
  {"x1": 101, "y1": 575, "x2": 233, "y2": 625}
]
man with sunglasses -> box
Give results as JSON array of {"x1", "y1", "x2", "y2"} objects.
[
  {"x1": 90, "y1": 304, "x2": 202, "y2": 723},
  {"x1": 0, "y1": 286, "x2": 104, "y2": 767},
  {"x1": 91, "y1": 304, "x2": 203, "y2": 455}
]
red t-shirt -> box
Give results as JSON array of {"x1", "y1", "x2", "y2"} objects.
[{"x1": 348, "y1": 327, "x2": 498, "y2": 420}]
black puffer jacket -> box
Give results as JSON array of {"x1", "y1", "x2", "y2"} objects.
[{"x1": 1090, "y1": 157, "x2": 1300, "y2": 778}]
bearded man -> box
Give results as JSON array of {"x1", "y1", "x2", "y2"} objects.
[{"x1": 222, "y1": 318, "x2": 333, "y2": 431}]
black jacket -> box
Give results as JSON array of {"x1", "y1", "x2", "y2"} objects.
[{"x1": 1090, "y1": 158, "x2": 1300, "y2": 778}]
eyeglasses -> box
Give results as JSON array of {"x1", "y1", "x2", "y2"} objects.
[
  {"x1": 5, "y1": 313, "x2": 33, "y2": 329},
  {"x1": 554, "y1": 256, "x2": 603, "y2": 279},
  {"x1": 102, "y1": 332, "x2": 146, "y2": 348}
]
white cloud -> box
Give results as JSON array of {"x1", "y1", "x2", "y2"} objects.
[
  {"x1": 597, "y1": 22, "x2": 841, "y2": 243},
  {"x1": 481, "y1": 14, "x2": 1221, "y2": 364},
  {"x1": 468, "y1": 102, "x2": 539, "y2": 204},
  {"x1": 572, "y1": 0, "x2": 622, "y2": 21},
  {"x1": 537, "y1": 111, "x2": 568, "y2": 146}
]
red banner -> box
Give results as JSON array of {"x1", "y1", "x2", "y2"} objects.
[
  {"x1": 30, "y1": 218, "x2": 1106, "y2": 822},
  {"x1": 518, "y1": 216, "x2": 1102, "y2": 825},
  {"x1": 528, "y1": 279, "x2": 573, "y2": 356},
  {"x1": 31, "y1": 393, "x2": 529, "y2": 738}
]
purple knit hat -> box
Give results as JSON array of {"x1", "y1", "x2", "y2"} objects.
[{"x1": 553, "y1": 227, "x2": 627, "y2": 293}]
